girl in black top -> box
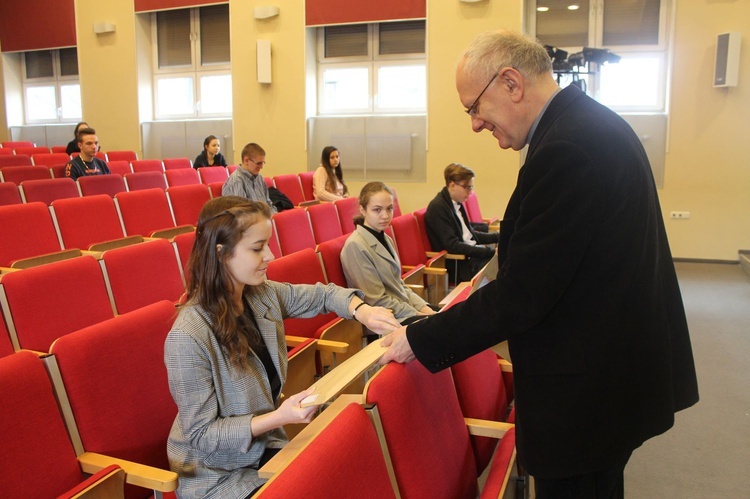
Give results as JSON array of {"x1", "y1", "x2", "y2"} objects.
[{"x1": 194, "y1": 134, "x2": 228, "y2": 168}]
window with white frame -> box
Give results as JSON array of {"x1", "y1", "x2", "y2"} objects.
[
  {"x1": 528, "y1": 0, "x2": 669, "y2": 112},
  {"x1": 317, "y1": 20, "x2": 426, "y2": 115},
  {"x1": 152, "y1": 4, "x2": 232, "y2": 119},
  {"x1": 22, "y1": 48, "x2": 82, "y2": 123}
]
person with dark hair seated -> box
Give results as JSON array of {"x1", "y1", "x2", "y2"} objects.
[
  {"x1": 313, "y1": 145, "x2": 349, "y2": 201},
  {"x1": 193, "y1": 135, "x2": 228, "y2": 168},
  {"x1": 63, "y1": 127, "x2": 110, "y2": 181}
]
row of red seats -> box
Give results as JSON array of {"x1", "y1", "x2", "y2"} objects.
[{"x1": 0, "y1": 141, "x2": 142, "y2": 163}]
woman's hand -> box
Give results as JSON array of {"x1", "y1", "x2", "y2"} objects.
[
  {"x1": 250, "y1": 386, "x2": 317, "y2": 436},
  {"x1": 355, "y1": 304, "x2": 401, "y2": 336}
]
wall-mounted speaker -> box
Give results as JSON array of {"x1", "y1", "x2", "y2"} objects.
[
  {"x1": 257, "y1": 40, "x2": 272, "y2": 84},
  {"x1": 714, "y1": 32, "x2": 741, "y2": 87}
]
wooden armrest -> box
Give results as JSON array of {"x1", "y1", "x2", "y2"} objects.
[
  {"x1": 300, "y1": 339, "x2": 387, "y2": 409},
  {"x1": 89, "y1": 235, "x2": 145, "y2": 252},
  {"x1": 422, "y1": 267, "x2": 447, "y2": 276},
  {"x1": 150, "y1": 225, "x2": 194, "y2": 239},
  {"x1": 81, "y1": 250, "x2": 104, "y2": 260},
  {"x1": 298, "y1": 200, "x2": 320, "y2": 207},
  {"x1": 0, "y1": 266, "x2": 20, "y2": 274},
  {"x1": 60, "y1": 464, "x2": 125, "y2": 499},
  {"x1": 286, "y1": 335, "x2": 349, "y2": 354},
  {"x1": 260, "y1": 395, "x2": 363, "y2": 479},
  {"x1": 10, "y1": 248, "x2": 82, "y2": 269},
  {"x1": 405, "y1": 284, "x2": 425, "y2": 299},
  {"x1": 426, "y1": 251, "x2": 465, "y2": 261},
  {"x1": 498, "y1": 358, "x2": 513, "y2": 372},
  {"x1": 77, "y1": 452, "x2": 178, "y2": 492},
  {"x1": 464, "y1": 418, "x2": 514, "y2": 439},
  {"x1": 425, "y1": 250, "x2": 447, "y2": 268}
]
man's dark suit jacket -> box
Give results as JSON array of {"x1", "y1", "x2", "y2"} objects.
[
  {"x1": 407, "y1": 86, "x2": 699, "y2": 479},
  {"x1": 424, "y1": 187, "x2": 499, "y2": 282}
]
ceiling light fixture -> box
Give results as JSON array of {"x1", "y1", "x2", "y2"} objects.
[
  {"x1": 537, "y1": 6, "x2": 550, "y2": 12},
  {"x1": 568, "y1": 4, "x2": 580, "y2": 10}
]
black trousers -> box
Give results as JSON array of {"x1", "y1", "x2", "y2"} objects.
[{"x1": 534, "y1": 452, "x2": 631, "y2": 499}]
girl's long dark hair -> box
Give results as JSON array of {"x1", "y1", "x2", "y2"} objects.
[
  {"x1": 321, "y1": 146, "x2": 349, "y2": 196},
  {"x1": 185, "y1": 198, "x2": 273, "y2": 368}
]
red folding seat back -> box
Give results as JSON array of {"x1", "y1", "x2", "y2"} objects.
[
  {"x1": 413, "y1": 207, "x2": 434, "y2": 251},
  {"x1": 298, "y1": 171, "x2": 314, "y2": 201},
  {"x1": 227, "y1": 165, "x2": 238, "y2": 174},
  {"x1": 197, "y1": 166, "x2": 229, "y2": 185},
  {"x1": 268, "y1": 222, "x2": 281, "y2": 259},
  {"x1": 50, "y1": 145, "x2": 68, "y2": 153},
  {"x1": 101, "y1": 238, "x2": 185, "y2": 314},
  {"x1": 0, "y1": 147, "x2": 13, "y2": 155},
  {"x1": 1, "y1": 140, "x2": 34, "y2": 148},
  {"x1": 106, "y1": 160, "x2": 132, "y2": 176},
  {"x1": 131, "y1": 159, "x2": 164, "y2": 173},
  {"x1": 0, "y1": 202, "x2": 62, "y2": 267},
  {"x1": 272, "y1": 174, "x2": 305, "y2": 206},
  {"x1": 315, "y1": 234, "x2": 349, "y2": 287},
  {"x1": 0, "y1": 315, "x2": 14, "y2": 357},
  {"x1": 164, "y1": 168, "x2": 200, "y2": 187},
  {"x1": 32, "y1": 152, "x2": 71, "y2": 167},
  {"x1": 51, "y1": 194, "x2": 126, "y2": 250},
  {"x1": 451, "y1": 349, "x2": 513, "y2": 473},
  {"x1": 255, "y1": 403, "x2": 398, "y2": 498},
  {"x1": 0, "y1": 154, "x2": 31, "y2": 166},
  {"x1": 124, "y1": 171, "x2": 167, "y2": 191},
  {"x1": 0, "y1": 182, "x2": 21, "y2": 206},
  {"x1": 333, "y1": 196, "x2": 359, "y2": 234},
  {"x1": 166, "y1": 184, "x2": 211, "y2": 226},
  {"x1": 306, "y1": 202, "x2": 343, "y2": 244},
  {"x1": 48, "y1": 300, "x2": 178, "y2": 498},
  {"x1": 162, "y1": 158, "x2": 192, "y2": 170},
  {"x1": 0, "y1": 256, "x2": 114, "y2": 351},
  {"x1": 115, "y1": 188, "x2": 177, "y2": 237},
  {"x1": 207, "y1": 181, "x2": 224, "y2": 198},
  {"x1": 19, "y1": 178, "x2": 79, "y2": 205},
  {"x1": 264, "y1": 176, "x2": 274, "y2": 189},
  {"x1": 0, "y1": 165, "x2": 51, "y2": 185},
  {"x1": 365, "y1": 361, "x2": 480, "y2": 498},
  {"x1": 77, "y1": 173, "x2": 127, "y2": 197},
  {"x1": 106, "y1": 150, "x2": 138, "y2": 162},
  {"x1": 0, "y1": 351, "x2": 88, "y2": 497},
  {"x1": 272, "y1": 208, "x2": 316, "y2": 255},
  {"x1": 389, "y1": 214, "x2": 426, "y2": 267},
  {"x1": 14, "y1": 146, "x2": 50, "y2": 157}
]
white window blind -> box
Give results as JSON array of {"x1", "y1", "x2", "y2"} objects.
[
  {"x1": 199, "y1": 4, "x2": 230, "y2": 66},
  {"x1": 157, "y1": 9, "x2": 192, "y2": 68}
]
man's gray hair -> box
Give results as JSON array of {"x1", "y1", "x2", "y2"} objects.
[{"x1": 460, "y1": 30, "x2": 552, "y2": 81}]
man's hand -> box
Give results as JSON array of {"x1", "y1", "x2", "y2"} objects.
[{"x1": 378, "y1": 326, "x2": 416, "y2": 365}]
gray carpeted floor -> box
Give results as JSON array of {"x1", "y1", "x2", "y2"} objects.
[{"x1": 624, "y1": 262, "x2": 750, "y2": 498}]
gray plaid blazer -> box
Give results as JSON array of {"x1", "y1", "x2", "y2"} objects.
[{"x1": 165, "y1": 280, "x2": 358, "y2": 498}]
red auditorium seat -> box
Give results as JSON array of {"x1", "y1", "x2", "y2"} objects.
[
  {"x1": 333, "y1": 196, "x2": 359, "y2": 234},
  {"x1": 77, "y1": 173, "x2": 127, "y2": 197},
  {"x1": 306, "y1": 202, "x2": 343, "y2": 244},
  {"x1": 162, "y1": 157, "x2": 192, "y2": 170},
  {"x1": 207, "y1": 181, "x2": 224, "y2": 197},
  {"x1": 106, "y1": 150, "x2": 138, "y2": 162},
  {"x1": 164, "y1": 168, "x2": 200, "y2": 187},
  {"x1": 46, "y1": 300, "x2": 179, "y2": 498},
  {"x1": 272, "y1": 208, "x2": 316, "y2": 256},
  {"x1": 171, "y1": 230, "x2": 196, "y2": 273},
  {"x1": 124, "y1": 171, "x2": 167, "y2": 191},
  {"x1": 51, "y1": 194, "x2": 131, "y2": 251},
  {"x1": 0, "y1": 165, "x2": 51, "y2": 185},
  {"x1": 100, "y1": 238, "x2": 186, "y2": 314},
  {"x1": 106, "y1": 160, "x2": 132, "y2": 176},
  {"x1": 0, "y1": 256, "x2": 115, "y2": 352},
  {"x1": 1, "y1": 141, "x2": 34, "y2": 148},
  {"x1": 0, "y1": 202, "x2": 70, "y2": 269},
  {"x1": 464, "y1": 191, "x2": 499, "y2": 228},
  {"x1": 0, "y1": 351, "x2": 130, "y2": 498},
  {"x1": 115, "y1": 188, "x2": 194, "y2": 238},
  {"x1": 0, "y1": 147, "x2": 14, "y2": 155},
  {"x1": 131, "y1": 159, "x2": 164, "y2": 173},
  {"x1": 315, "y1": 234, "x2": 349, "y2": 287},
  {"x1": 31, "y1": 152, "x2": 70, "y2": 167},
  {"x1": 166, "y1": 183, "x2": 211, "y2": 226},
  {"x1": 272, "y1": 174, "x2": 306, "y2": 206},
  {"x1": 0, "y1": 314, "x2": 14, "y2": 357},
  {"x1": 364, "y1": 361, "x2": 519, "y2": 498},
  {"x1": 14, "y1": 146, "x2": 51, "y2": 157},
  {"x1": 197, "y1": 166, "x2": 229, "y2": 185},
  {"x1": 19, "y1": 178, "x2": 79, "y2": 205},
  {"x1": 298, "y1": 171, "x2": 314, "y2": 201},
  {"x1": 50, "y1": 145, "x2": 68, "y2": 154},
  {"x1": 0, "y1": 154, "x2": 31, "y2": 166},
  {"x1": 0, "y1": 182, "x2": 21, "y2": 206}
]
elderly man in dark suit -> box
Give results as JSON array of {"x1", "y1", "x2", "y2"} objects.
[{"x1": 380, "y1": 29, "x2": 698, "y2": 498}]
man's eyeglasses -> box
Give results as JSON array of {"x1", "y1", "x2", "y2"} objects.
[
  {"x1": 456, "y1": 183, "x2": 475, "y2": 192},
  {"x1": 465, "y1": 71, "x2": 500, "y2": 117},
  {"x1": 248, "y1": 158, "x2": 266, "y2": 167}
]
